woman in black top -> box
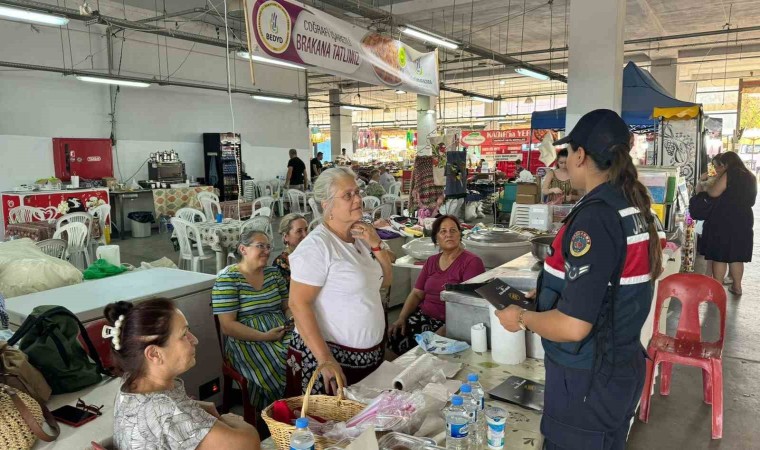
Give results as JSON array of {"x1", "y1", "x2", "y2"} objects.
[{"x1": 698, "y1": 151, "x2": 756, "y2": 295}]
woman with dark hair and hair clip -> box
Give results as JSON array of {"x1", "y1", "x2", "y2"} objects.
[
  {"x1": 697, "y1": 151, "x2": 756, "y2": 294},
  {"x1": 495, "y1": 110, "x2": 665, "y2": 450},
  {"x1": 106, "y1": 299, "x2": 260, "y2": 450}
]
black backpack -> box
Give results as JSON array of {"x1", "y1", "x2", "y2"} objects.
[{"x1": 8, "y1": 306, "x2": 111, "y2": 394}]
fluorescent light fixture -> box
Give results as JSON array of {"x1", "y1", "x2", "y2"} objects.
[
  {"x1": 426, "y1": 109, "x2": 435, "y2": 114},
  {"x1": 76, "y1": 76, "x2": 151, "y2": 87},
  {"x1": 342, "y1": 105, "x2": 370, "y2": 111},
  {"x1": 470, "y1": 96, "x2": 494, "y2": 103},
  {"x1": 395, "y1": 89, "x2": 406, "y2": 94},
  {"x1": 499, "y1": 80, "x2": 507, "y2": 86},
  {"x1": 252, "y1": 95, "x2": 293, "y2": 103},
  {"x1": 401, "y1": 26, "x2": 458, "y2": 50},
  {"x1": 236, "y1": 51, "x2": 305, "y2": 70},
  {"x1": 0, "y1": 6, "x2": 69, "y2": 26},
  {"x1": 515, "y1": 67, "x2": 551, "y2": 81}
]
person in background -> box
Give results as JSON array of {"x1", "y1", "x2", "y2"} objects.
[
  {"x1": 542, "y1": 149, "x2": 578, "y2": 204},
  {"x1": 495, "y1": 109, "x2": 665, "y2": 450},
  {"x1": 696, "y1": 154, "x2": 726, "y2": 278},
  {"x1": 351, "y1": 163, "x2": 366, "y2": 189},
  {"x1": 379, "y1": 166, "x2": 396, "y2": 192},
  {"x1": 310, "y1": 152, "x2": 324, "y2": 180},
  {"x1": 515, "y1": 159, "x2": 525, "y2": 176},
  {"x1": 364, "y1": 170, "x2": 387, "y2": 199},
  {"x1": 107, "y1": 299, "x2": 260, "y2": 450},
  {"x1": 287, "y1": 167, "x2": 395, "y2": 396},
  {"x1": 273, "y1": 213, "x2": 309, "y2": 287},
  {"x1": 387, "y1": 215, "x2": 485, "y2": 357},
  {"x1": 286, "y1": 149, "x2": 308, "y2": 190},
  {"x1": 477, "y1": 159, "x2": 485, "y2": 172},
  {"x1": 213, "y1": 231, "x2": 291, "y2": 412},
  {"x1": 697, "y1": 151, "x2": 756, "y2": 295}
]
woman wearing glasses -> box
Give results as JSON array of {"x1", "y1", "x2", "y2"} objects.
[
  {"x1": 213, "y1": 230, "x2": 291, "y2": 412},
  {"x1": 287, "y1": 167, "x2": 395, "y2": 395}
]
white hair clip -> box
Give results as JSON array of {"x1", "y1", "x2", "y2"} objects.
[{"x1": 102, "y1": 315, "x2": 125, "y2": 350}]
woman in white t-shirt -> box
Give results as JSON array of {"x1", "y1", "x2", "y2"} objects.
[{"x1": 286, "y1": 167, "x2": 395, "y2": 395}]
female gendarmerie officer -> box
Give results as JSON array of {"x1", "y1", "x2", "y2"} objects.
[{"x1": 496, "y1": 109, "x2": 665, "y2": 450}]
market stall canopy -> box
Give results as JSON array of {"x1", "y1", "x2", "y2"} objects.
[{"x1": 530, "y1": 62, "x2": 700, "y2": 129}]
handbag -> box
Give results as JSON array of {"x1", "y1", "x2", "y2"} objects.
[
  {"x1": 0, "y1": 342, "x2": 52, "y2": 403},
  {"x1": 0, "y1": 384, "x2": 59, "y2": 449},
  {"x1": 688, "y1": 191, "x2": 714, "y2": 221}
]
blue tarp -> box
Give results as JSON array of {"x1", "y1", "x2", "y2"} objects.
[{"x1": 530, "y1": 62, "x2": 699, "y2": 129}]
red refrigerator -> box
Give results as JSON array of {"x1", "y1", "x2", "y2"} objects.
[{"x1": 53, "y1": 138, "x2": 114, "y2": 181}]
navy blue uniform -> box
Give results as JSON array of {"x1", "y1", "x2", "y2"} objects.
[{"x1": 537, "y1": 182, "x2": 665, "y2": 450}]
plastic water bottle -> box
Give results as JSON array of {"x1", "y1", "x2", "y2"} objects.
[
  {"x1": 445, "y1": 396, "x2": 470, "y2": 450},
  {"x1": 468, "y1": 373, "x2": 487, "y2": 447},
  {"x1": 290, "y1": 418, "x2": 315, "y2": 450},
  {"x1": 459, "y1": 385, "x2": 479, "y2": 447}
]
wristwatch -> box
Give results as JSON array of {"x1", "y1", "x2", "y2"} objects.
[
  {"x1": 371, "y1": 241, "x2": 389, "y2": 252},
  {"x1": 518, "y1": 309, "x2": 528, "y2": 331}
]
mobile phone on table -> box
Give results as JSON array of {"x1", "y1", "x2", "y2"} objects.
[{"x1": 52, "y1": 405, "x2": 99, "y2": 427}]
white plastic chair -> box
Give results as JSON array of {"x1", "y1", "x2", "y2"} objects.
[
  {"x1": 287, "y1": 189, "x2": 310, "y2": 216},
  {"x1": 252, "y1": 207, "x2": 272, "y2": 218},
  {"x1": 240, "y1": 217, "x2": 272, "y2": 240},
  {"x1": 388, "y1": 181, "x2": 402, "y2": 197},
  {"x1": 90, "y1": 204, "x2": 111, "y2": 245},
  {"x1": 197, "y1": 192, "x2": 221, "y2": 221},
  {"x1": 8, "y1": 206, "x2": 45, "y2": 224},
  {"x1": 171, "y1": 217, "x2": 213, "y2": 272},
  {"x1": 252, "y1": 196, "x2": 275, "y2": 216},
  {"x1": 308, "y1": 218, "x2": 321, "y2": 232},
  {"x1": 363, "y1": 196, "x2": 380, "y2": 211},
  {"x1": 308, "y1": 198, "x2": 323, "y2": 221},
  {"x1": 35, "y1": 239, "x2": 67, "y2": 260},
  {"x1": 176, "y1": 208, "x2": 207, "y2": 223},
  {"x1": 371, "y1": 203, "x2": 395, "y2": 220},
  {"x1": 57, "y1": 212, "x2": 95, "y2": 260},
  {"x1": 53, "y1": 222, "x2": 90, "y2": 270}
]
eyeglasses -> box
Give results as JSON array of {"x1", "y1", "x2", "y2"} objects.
[
  {"x1": 333, "y1": 188, "x2": 362, "y2": 202},
  {"x1": 249, "y1": 243, "x2": 272, "y2": 251},
  {"x1": 76, "y1": 398, "x2": 104, "y2": 416}
]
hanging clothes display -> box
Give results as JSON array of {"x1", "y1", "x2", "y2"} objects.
[
  {"x1": 408, "y1": 155, "x2": 444, "y2": 219},
  {"x1": 444, "y1": 151, "x2": 467, "y2": 198}
]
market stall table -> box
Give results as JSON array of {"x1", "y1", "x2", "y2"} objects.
[
  {"x1": 194, "y1": 219, "x2": 245, "y2": 271},
  {"x1": 152, "y1": 186, "x2": 216, "y2": 218},
  {"x1": 221, "y1": 200, "x2": 253, "y2": 220},
  {"x1": 4, "y1": 221, "x2": 56, "y2": 241}
]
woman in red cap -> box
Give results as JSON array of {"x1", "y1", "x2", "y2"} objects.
[{"x1": 496, "y1": 109, "x2": 665, "y2": 450}]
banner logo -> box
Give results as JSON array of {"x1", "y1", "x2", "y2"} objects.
[{"x1": 257, "y1": 1, "x2": 291, "y2": 54}]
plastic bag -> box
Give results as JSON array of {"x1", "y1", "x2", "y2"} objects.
[
  {"x1": 127, "y1": 211, "x2": 154, "y2": 223},
  {"x1": 83, "y1": 259, "x2": 127, "y2": 280},
  {"x1": 415, "y1": 331, "x2": 470, "y2": 355}
]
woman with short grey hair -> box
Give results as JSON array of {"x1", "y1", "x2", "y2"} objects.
[
  {"x1": 286, "y1": 167, "x2": 395, "y2": 395},
  {"x1": 273, "y1": 213, "x2": 309, "y2": 287}
]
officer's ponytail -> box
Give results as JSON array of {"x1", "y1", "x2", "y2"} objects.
[{"x1": 604, "y1": 145, "x2": 663, "y2": 279}]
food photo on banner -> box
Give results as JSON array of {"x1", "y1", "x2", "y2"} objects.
[{"x1": 246, "y1": 0, "x2": 440, "y2": 96}]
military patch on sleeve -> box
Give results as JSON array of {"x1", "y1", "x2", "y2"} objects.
[{"x1": 569, "y1": 231, "x2": 591, "y2": 257}]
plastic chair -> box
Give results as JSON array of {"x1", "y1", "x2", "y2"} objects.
[
  {"x1": 57, "y1": 212, "x2": 95, "y2": 261},
  {"x1": 308, "y1": 198, "x2": 323, "y2": 221},
  {"x1": 53, "y1": 222, "x2": 90, "y2": 270},
  {"x1": 78, "y1": 318, "x2": 117, "y2": 375},
  {"x1": 197, "y1": 192, "x2": 221, "y2": 221},
  {"x1": 362, "y1": 196, "x2": 380, "y2": 211},
  {"x1": 371, "y1": 203, "x2": 395, "y2": 220},
  {"x1": 35, "y1": 239, "x2": 67, "y2": 259},
  {"x1": 308, "y1": 218, "x2": 321, "y2": 232},
  {"x1": 214, "y1": 316, "x2": 256, "y2": 425},
  {"x1": 286, "y1": 189, "x2": 310, "y2": 217},
  {"x1": 240, "y1": 217, "x2": 271, "y2": 240},
  {"x1": 251, "y1": 207, "x2": 272, "y2": 219},
  {"x1": 170, "y1": 217, "x2": 213, "y2": 272},
  {"x1": 639, "y1": 273, "x2": 726, "y2": 439},
  {"x1": 8, "y1": 206, "x2": 45, "y2": 224},
  {"x1": 252, "y1": 196, "x2": 275, "y2": 216},
  {"x1": 388, "y1": 181, "x2": 402, "y2": 197},
  {"x1": 176, "y1": 207, "x2": 207, "y2": 223}
]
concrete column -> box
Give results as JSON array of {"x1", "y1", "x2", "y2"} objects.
[
  {"x1": 675, "y1": 64, "x2": 697, "y2": 103},
  {"x1": 565, "y1": 0, "x2": 626, "y2": 130},
  {"x1": 329, "y1": 89, "x2": 353, "y2": 162},
  {"x1": 650, "y1": 58, "x2": 678, "y2": 96},
  {"x1": 417, "y1": 95, "x2": 437, "y2": 156},
  {"x1": 484, "y1": 102, "x2": 499, "y2": 130}
]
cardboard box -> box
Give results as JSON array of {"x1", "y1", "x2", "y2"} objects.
[
  {"x1": 516, "y1": 194, "x2": 538, "y2": 204},
  {"x1": 517, "y1": 182, "x2": 540, "y2": 196}
]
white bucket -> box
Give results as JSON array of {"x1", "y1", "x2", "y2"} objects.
[{"x1": 96, "y1": 245, "x2": 121, "y2": 266}]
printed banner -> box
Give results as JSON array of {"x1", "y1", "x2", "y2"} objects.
[
  {"x1": 248, "y1": 0, "x2": 439, "y2": 96},
  {"x1": 461, "y1": 129, "x2": 538, "y2": 157}
]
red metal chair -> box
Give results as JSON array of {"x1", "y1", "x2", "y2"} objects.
[
  {"x1": 639, "y1": 273, "x2": 726, "y2": 439},
  {"x1": 214, "y1": 316, "x2": 257, "y2": 426}
]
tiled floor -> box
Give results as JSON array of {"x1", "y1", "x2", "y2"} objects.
[{"x1": 116, "y1": 200, "x2": 760, "y2": 449}]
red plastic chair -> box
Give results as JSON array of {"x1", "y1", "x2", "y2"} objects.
[
  {"x1": 214, "y1": 316, "x2": 257, "y2": 426},
  {"x1": 639, "y1": 273, "x2": 726, "y2": 439},
  {"x1": 79, "y1": 318, "x2": 117, "y2": 373}
]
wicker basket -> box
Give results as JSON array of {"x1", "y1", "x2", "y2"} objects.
[{"x1": 261, "y1": 362, "x2": 366, "y2": 450}]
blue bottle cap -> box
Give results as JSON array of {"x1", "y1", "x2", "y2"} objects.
[
  {"x1": 451, "y1": 396, "x2": 463, "y2": 406},
  {"x1": 460, "y1": 384, "x2": 472, "y2": 393},
  {"x1": 468, "y1": 373, "x2": 479, "y2": 382},
  {"x1": 295, "y1": 418, "x2": 309, "y2": 429}
]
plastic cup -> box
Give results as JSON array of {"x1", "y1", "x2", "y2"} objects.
[
  {"x1": 215, "y1": 213, "x2": 223, "y2": 223},
  {"x1": 486, "y1": 406, "x2": 507, "y2": 449}
]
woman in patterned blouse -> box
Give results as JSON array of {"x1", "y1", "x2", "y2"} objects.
[
  {"x1": 213, "y1": 230, "x2": 292, "y2": 412},
  {"x1": 107, "y1": 298, "x2": 259, "y2": 450},
  {"x1": 272, "y1": 213, "x2": 309, "y2": 287}
]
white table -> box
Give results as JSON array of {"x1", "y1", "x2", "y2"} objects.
[
  {"x1": 194, "y1": 220, "x2": 245, "y2": 271},
  {"x1": 34, "y1": 378, "x2": 120, "y2": 450}
]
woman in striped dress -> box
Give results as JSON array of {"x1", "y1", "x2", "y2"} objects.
[{"x1": 213, "y1": 230, "x2": 291, "y2": 412}]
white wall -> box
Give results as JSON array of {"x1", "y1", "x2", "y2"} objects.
[{"x1": 0, "y1": 1, "x2": 310, "y2": 202}]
